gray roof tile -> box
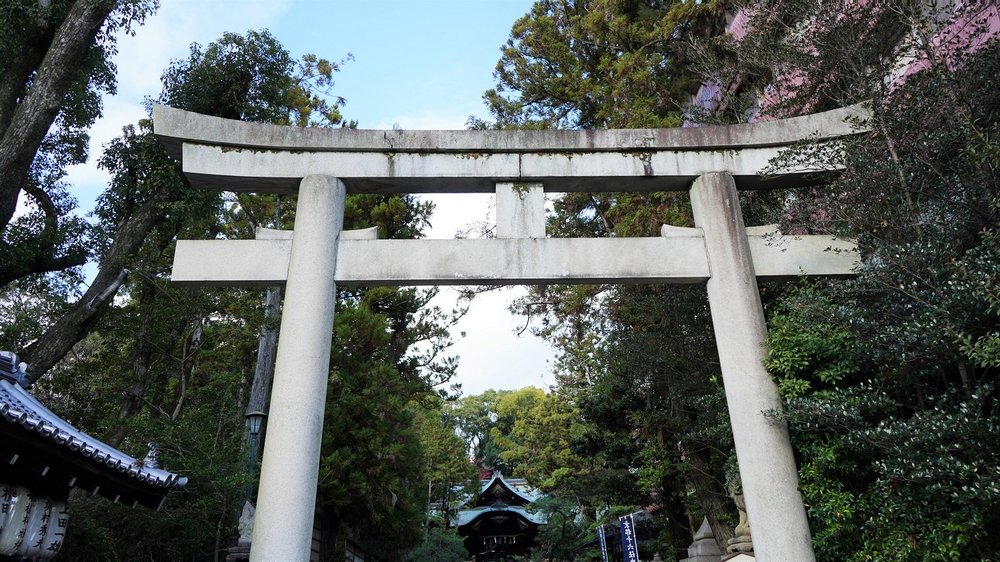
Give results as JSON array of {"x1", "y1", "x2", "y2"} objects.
[{"x1": 0, "y1": 352, "x2": 187, "y2": 508}]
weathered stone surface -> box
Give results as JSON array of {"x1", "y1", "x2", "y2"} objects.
[
  {"x1": 170, "y1": 232, "x2": 856, "y2": 287},
  {"x1": 249, "y1": 175, "x2": 344, "y2": 562},
  {"x1": 496, "y1": 183, "x2": 545, "y2": 239},
  {"x1": 680, "y1": 517, "x2": 723, "y2": 562},
  {"x1": 153, "y1": 104, "x2": 868, "y2": 155},
  {"x1": 153, "y1": 104, "x2": 869, "y2": 194},
  {"x1": 690, "y1": 172, "x2": 814, "y2": 562}
]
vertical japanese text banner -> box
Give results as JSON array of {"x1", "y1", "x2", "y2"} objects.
[
  {"x1": 597, "y1": 525, "x2": 609, "y2": 562},
  {"x1": 619, "y1": 514, "x2": 639, "y2": 562}
]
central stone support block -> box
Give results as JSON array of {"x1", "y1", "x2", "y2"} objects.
[{"x1": 496, "y1": 182, "x2": 545, "y2": 239}]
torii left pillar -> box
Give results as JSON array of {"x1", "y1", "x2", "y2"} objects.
[{"x1": 250, "y1": 175, "x2": 345, "y2": 561}]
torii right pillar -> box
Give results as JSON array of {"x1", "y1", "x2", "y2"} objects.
[{"x1": 690, "y1": 172, "x2": 815, "y2": 562}]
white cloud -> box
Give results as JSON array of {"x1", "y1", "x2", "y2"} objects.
[
  {"x1": 418, "y1": 194, "x2": 555, "y2": 396},
  {"x1": 419, "y1": 193, "x2": 493, "y2": 240},
  {"x1": 433, "y1": 286, "x2": 555, "y2": 396},
  {"x1": 113, "y1": 0, "x2": 296, "y2": 101},
  {"x1": 368, "y1": 111, "x2": 472, "y2": 131}
]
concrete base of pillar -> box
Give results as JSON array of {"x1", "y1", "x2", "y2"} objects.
[{"x1": 225, "y1": 544, "x2": 250, "y2": 562}]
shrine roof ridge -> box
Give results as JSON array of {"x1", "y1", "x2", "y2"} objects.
[
  {"x1": 153, "y1": 103, "x2": 870, "y2": 160},
  {"x1": 0, "y1": 352, "x2": 187, "y2": 509}
]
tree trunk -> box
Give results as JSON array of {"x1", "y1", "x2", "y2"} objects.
[
  {"x1": 0, "y1": 6, "x2": 57, "y2": 139},
  {"x1": 0, "y1": 0, "x2": 117, "y2": 232},
  {"x1": 687, "y1": 447, "x2": 736, "y2": 551},
  {"x1": 171, "y1": 317, "x2": 204, "y2": 421},
  {"x1": 21, "y1": 175, "x2": 175, "y2": 381},
  {"x1": 104, "y1": 277, "x2": 156, "y2": 448},
  {"x1": 243, "y1": 286, "x2": 281, "y2": 456},
  {"x1": 213, "y1": 494, "x2": 229, "y2": 562},
  {"x1": 0, "y1": 179, "x2": 88, "y2": 287}
]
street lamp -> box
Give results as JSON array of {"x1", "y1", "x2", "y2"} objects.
[
  {"x1": 234, "y1": 410, "x2": 268, "y2": 556},
  {"x1": 245, "y1": 411, "x2": 267, "y2": 436},
  {"x1": 244, "y1": 411, "x2": 268, "y2": 505}
]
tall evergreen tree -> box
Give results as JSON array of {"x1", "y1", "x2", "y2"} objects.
[
  {"x1": 2, "y1": 25, "x2": 458, "y2": 558},
  {"x1": 0, "y1": 0, "x2": 158, "y2": 284},
  {"x1": 478, "y1": 1, "x2": 740, "y2": 553},
  {"x1": 480, "y1": 1, "x2": 998, "y2": 558}
]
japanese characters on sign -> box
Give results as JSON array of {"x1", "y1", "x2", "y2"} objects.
[{"x1": 619, "y1": 514, "x2": 640, "y2": 562}]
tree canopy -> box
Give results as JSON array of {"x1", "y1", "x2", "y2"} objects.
[
  {"x1": 469, "y1": 0, "x2": 999, "y2": 559},
  {"x1": 0, "y1": 17, "x2": 462, "y2": 559},
  {"x1": 0, "y1": 0, "x2": 157, "y2": 286}
]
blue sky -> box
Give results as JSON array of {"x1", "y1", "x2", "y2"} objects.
[
  {"x1": 276, "y1": 0, "x2": 534, "y2": 130},
  {"x1": 64, "y1": 0, "x2": 554, "y2": 396}
]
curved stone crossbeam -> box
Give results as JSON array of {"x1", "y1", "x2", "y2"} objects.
[{"x1": 152, "y1": 104, "x2": 870, "y2": 194}]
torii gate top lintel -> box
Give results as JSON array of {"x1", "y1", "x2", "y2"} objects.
[{"x1": 151, "y1": 103, "x2": 869, "y2": 194}]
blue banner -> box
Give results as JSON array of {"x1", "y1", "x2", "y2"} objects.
[
  {"x1": 619, "y1": 514, "x2": 640, "y2": 562},
  {"x1": 596, "y1": 525, "x2": 609, "y2": 562}
]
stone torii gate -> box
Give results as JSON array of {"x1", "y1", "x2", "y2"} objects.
[{"x1": 153, "y1": 104, "x2": 867, "y2": 561}]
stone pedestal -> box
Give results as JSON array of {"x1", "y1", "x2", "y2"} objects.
[
  {"x1": 225, "y1": 501, "x2": 254, "y2": 561},
  {"x1": 727, "y1": 479, "x2": 753, "y2": 555},
  {"x1": 225, "y1": 544, "x2": 250, "y2": 562},
  {"x1": 680, "y1": 517, "x2": 723, "y2": 562}
]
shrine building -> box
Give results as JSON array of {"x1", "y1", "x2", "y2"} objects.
[
  {"x1": 454, "y1": 473, "x2": 547, "y2": 561},
  {"x1": 0, "y1": 351, "x2": 187, "y2": 558}
]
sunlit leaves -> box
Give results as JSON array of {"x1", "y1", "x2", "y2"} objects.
[{"x1": 481, "y1": 0, "x2": 725, "y2": 129}]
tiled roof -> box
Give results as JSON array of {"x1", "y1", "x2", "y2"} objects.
[
  {"x1": 453, "y1": 504, "x2": 547, "y2": 528},
  {"x1": 478, "y1": 473, "x2": 542, "y2": 505},
  {"x1": 0, "y1": 352, "x2": 187, "y2": 509},
  {"x1": 453, "y1": 473, "x2": 548, "y2": 528}
]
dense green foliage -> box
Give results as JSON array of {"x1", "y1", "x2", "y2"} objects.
[
  {"x1": 403, "y1": 526, "x2": 469, "y2": 562},
  {"x1": 0, "y1": 21, "x2": 462, "y2": 559},
  {"x1": 476, "y1": 0, "x2": 727, "y2": 130},
  {"x1": 749, "y1": 12, "x2": 1000, "y2": 558},
  {"x1": 472, "y1": 1, "x2": 999, "y2": 560},
  {"x1": 320, "y1": 285, "x2": 462, "y2": 557},
  {"x1": 0, "y1": 0, "x2": 158, "y2": 286},
  {"x1": 475, "y1": 1, "x2": 745, "y2": 557}
]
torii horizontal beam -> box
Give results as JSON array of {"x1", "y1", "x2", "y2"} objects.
[
  {"x1": 153, "y1": 104, "x2": 868, "y2": 194},
  {"x1": 171, "y1": 226, "x2": 857, "y2": 287}
]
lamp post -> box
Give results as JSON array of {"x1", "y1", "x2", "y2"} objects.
[
  {"x1": 244, "y1": 411, "x2": 267, "y2": 503},
  {"x1": 229, "y1": 410, "x2": 268, "y2": 561}
]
